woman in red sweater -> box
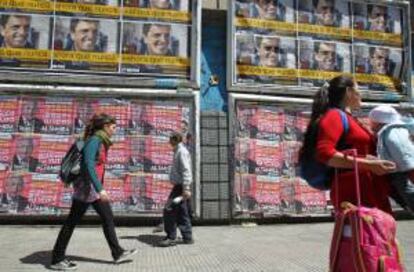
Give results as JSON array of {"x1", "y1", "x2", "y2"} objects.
[{"x1": 300, "y1": 75, "x2": 395, "y2": 213}]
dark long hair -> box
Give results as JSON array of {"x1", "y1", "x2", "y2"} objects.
[
  {"x1": 299, "y1": 75, "x2": 355, "y2": 161},
  {"x1": 83, "y1": 113, "x2": 116, "y2": 140}
]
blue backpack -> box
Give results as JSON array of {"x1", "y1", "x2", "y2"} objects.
[{"x1": 299, "y1": 110, "x2": 349, "y2": 191}]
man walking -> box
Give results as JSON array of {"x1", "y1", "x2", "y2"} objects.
[{"x1": 158, "y1": 133, "x2": 194, "y2": 247}]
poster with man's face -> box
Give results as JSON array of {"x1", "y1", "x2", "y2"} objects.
[
  {"x1": 235, "y1": 0, "x2": 295, "y2": 36},
  {"x1": 298, "y1": 0, "x2": 350, "y2": 28},
  {"x1": 0, "y1": 13, "x2": 52, "y2": 69},
  {"x1": 123, "y1": 0, "x2": 191, "y2": 23},
  {"x1": 51, "y1": 16, "x2": 119, "y2": 72},
  {"x1": 353, "y1": 3, "x2": 402, "y2": 47},
  {"x1": 353, "y1": 44, "x2": 403, "y2": 92},
  {"x1": 235, "y1": 33, "x2": 297, "y2": 85},
  {"x1": 299, "y1": 39, "x2": 351, "y2": 87},
  {"x1": 121, "y1": 21, "x2": 190, "y2": 78}
]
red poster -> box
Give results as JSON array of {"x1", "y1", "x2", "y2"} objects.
[
  {"x1": 33, "y1": 97, "x2": 76, "y2": 135},
  {"x1": 145, "y1": 175, "x2": 173, "y2": 205},
  {"x1": 0, "y1": 171, "x2": 8, "y2": 194},
  {"x1": 248, "y1": 139, "x2": 282, "y2": 177},
  {"x1": 255, "y1": 180, "x2": 281, "y2": 205},
  {"x1": 295, "y1": 112, "x2": 310, "y2": 133},
  {"x1": 106, "y1": 139, "x2": 131, "y2": 173},
  {"x1": 0, "y1": 96, "x2": 20, "y2": 133},
  {"x1": 5, "y1": 173, "x2": 32, "y2": 199},
  {"x1": 294, "y1": 181, "x2": 327, "y2": 207},
  {"x1": 144, "y1": 137, "x2": 173, "y2": 174},
  {"x1": 105, "y1": 178, "x2": 130, "y2": 203},
  {"x1": 128, "y1": 101, "x2": 145, "y2": 135},
  {"x1": 142, "y1": 102, "x2": 184, "y2": 137},
  {"x1": 30, "y1": 135, "x2": 72, "y2": 174},
  {"x1": 27, "y1": 175, "x2": 61, "y2": 207},
  {"x1": 12, "y1": 135, "x2": 34, "y2": 172},
  {"x1": 128, "y1": 136, "x2": 145, "y2": 172},
  {"x1": 0, "y1": 135, "x2": 16, "y2": 171},
  {"x1": 91, "y1": 99, "x2": 131, "y2": 136}
]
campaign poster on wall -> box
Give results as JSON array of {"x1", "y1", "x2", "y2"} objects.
[
  {"x1": 228, "y1": 0, "x2": 410, "y2": 97},
  {"x1": 121, "y1": 21, "x2": 190, "y2": 77},
  {"x1": 235, "y1": 33, "x2": 298, "y2": 86},
  {"x1": 123, "y1": 0, "x2": 191, "y2": 23},
  {"x1": 353, "y1": 2, "x2": 403, "y2": 47},
  {"x1": 234, "y1": 0, "x2": 296, "y2": 36},
  {"x1": 0, "y1": 1, "x2": 200, "y2": 86},
  {"x1": 52, "y1": 16, "x2": 119, "y2": 72},
  {"x1": 0, "y1": 13, "x2": 52, "y2": 68},
  {"x1": 299, "y1": 39, "x2": 352, "y2": 87}
]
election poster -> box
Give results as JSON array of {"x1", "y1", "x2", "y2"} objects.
[
  {"x1": 0, "y1": 96, "x2": 20, "y2": 133},
  {"x1": 228, "y1": 0, "x2": 410, "y2": 97},
  {"x1": 353, "y1": 44, "x2": 403, "y2": 92},
  {"x1": 0, "y1": 1, "x2": 200, "y2": 85},
  {"x1": 123, "y1": 0, "x2": 191, "y2": 23},
  {"x1": 233, "y1": 99, "x2": 330, "y2": 216},
  {"x1": 297, "y1": 0, "x2": 351, "y2": 41},
  {"x1": 52, "y1": 16, "x2": 119, "y2": 72},
  {"x1": 235, "y1": 33, "x2": 298, "y2": 86},
  {"x1": 0, "y1": 13, "x2": 52, "y2": 69},
  {"x1": 234, "y1": 0, "x2": 296, "y2": 36},
  {"x1": 299, "y1": 39, "x2": 352, "y2": 87},
  {"x1": 353, "y1": 2, "x2": 403, "y2": 47},
  {"x1": 121, "y1": 21, "x2": 190, "y2": 78}
]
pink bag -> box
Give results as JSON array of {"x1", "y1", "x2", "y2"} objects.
[{"x1": 329, "y1": 150, "x2": 405, "y2": 272}]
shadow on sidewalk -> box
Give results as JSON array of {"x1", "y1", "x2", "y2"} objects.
[
  {"x1": 20, "y1": 250, "x2": 114, "y2": 268},
  {"x1": 121, "y1": 234, "x2": 164, "y2": 246}
]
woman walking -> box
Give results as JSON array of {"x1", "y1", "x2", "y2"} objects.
[
  {"x1": 299, "y1": 75, "x2": 396, "y2": 213},
  {"x1": 50, "y1": 114, "x2": 137, "y2": 271}
]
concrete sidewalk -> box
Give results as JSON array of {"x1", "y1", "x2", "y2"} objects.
[{"x1": 0, "y1": 221, "x2": 412, "y2": 272}]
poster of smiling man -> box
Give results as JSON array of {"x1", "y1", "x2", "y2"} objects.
[
  {"x1": 121, "y1": 21, "x2": 190, "y2": 78},
  {"x1": 0, "y1": 13, "x2": 52, "y2": 69},
  {"x1": 51, "y1": 16, "x2": 119, "y2": 72}
]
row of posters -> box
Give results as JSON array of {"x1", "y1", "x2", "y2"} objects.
[
  {"x1": 233, "y1": 100, "x2": 328, "y2": 215},
  {"x1": 235, "y1": 0, "x2": 404, "y2": 45},
  {"x1": 230, "y1": 0, "x2": 410, "y2": 94},
  {"x1": 1, "y1": 0, "x2": 191, "y2": 19},
  {"x1": 0, "y1": 0, "x2": 197, "y2": 79},
  {"x1": 0, "y1": 95, "x2": 195, "y2": 214}
]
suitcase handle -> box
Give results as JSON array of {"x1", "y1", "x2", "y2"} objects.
[
  {"x1": 334, "y1": 149, "x2": 361, "y2": 209},
  {"x1": 334, "y1": 149, "x2": 363, "y2": 244}
]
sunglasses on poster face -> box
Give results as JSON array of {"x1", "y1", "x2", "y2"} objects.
[{"x1": 263, "y1": 46, "x2": 280, "y2": 53}]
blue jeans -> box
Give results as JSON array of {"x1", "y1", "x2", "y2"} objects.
[{"x1": 163, "y1": 184, "x2": 192, "y2": 240}]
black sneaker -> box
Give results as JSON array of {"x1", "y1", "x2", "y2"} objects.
[
  {"x1": 158, "y1": 238, "x2": 177, "y2": 247},
  {"x1": 182, "y1": 238, "x2": 194, "y2": 245},
  {"x1": 114, "y1": 249, "x2": 138, "y2": 264},
  {"x1": 49, "y1": 259, "x2": 78, "y2": 271}
]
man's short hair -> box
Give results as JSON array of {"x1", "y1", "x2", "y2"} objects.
[
  {"x1": 70, "y1": 18, "x2": 99, "y2": 33},
  {"x1": 314, "y1": 41, "x2": 334, "y2": 53},
  {"x1": 367, "y1": 4, "x2": 387, "y2": 16},
  {"x1": 1, "y1": 14, "x2": 31, "y2": 28},
  {"x1": 312, "y1": 0, "x2": 334, "y2": 8},
  {"x1": 170, "y1": 132, "x2": 183, "y2": 143},
  {"x1": 143, "y1": 23, "x2": 171, "y2": 36},
  {"x1": 369, "y1": 46, "x2": 389, "y2": 57}
]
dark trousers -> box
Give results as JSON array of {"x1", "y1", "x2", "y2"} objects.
[
  {"x1": 163, "y1": 184, "x2": 192, "y2": 241},
  {"x1": 52, "y1": 199, "x2": 123, "y2": 264}
]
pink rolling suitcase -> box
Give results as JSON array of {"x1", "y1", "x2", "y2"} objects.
[{"x1": 329, "y1": 150, "x2": 405, "y2": 272}]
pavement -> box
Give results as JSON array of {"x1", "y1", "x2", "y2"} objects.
[{"x1": 0, "y1": 221, "x2": 412, "y2": 272}]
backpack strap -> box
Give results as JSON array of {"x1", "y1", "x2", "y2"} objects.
[{"x1": 337, "y1": 109, "x2": 349, "y2": 134}]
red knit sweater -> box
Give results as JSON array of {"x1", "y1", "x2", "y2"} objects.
[{"x1": 316, "y1": 109, "x2": 392, "y2": 214}]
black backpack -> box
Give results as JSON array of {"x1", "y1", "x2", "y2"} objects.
[{"x1": 60, "y1": 139, "x2": 85, "y2": 185}]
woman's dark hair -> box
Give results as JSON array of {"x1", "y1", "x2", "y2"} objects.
[
  {"x1": 170, "y1": 132, "x2": 183, "y2": 143},
  {"x1": 299, "y1": 75, "x2": 355, "y2": 161},
  {"x1": 83, "y1": 113, "x2": 116, "y2": 140}
]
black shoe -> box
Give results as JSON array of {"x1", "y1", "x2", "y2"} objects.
[
  {"x1": 158, "y1": 238, "x2": 177, "y2": 247},
  {"x1": 182, "y1": 238, "x2": 194, "y2": 244},
  {"x1": 49, "y1": 259, "x2": 78, "y2": 271},
  {"x1": 114, "y1": 249, "x2": 138, "y2": 264}
]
